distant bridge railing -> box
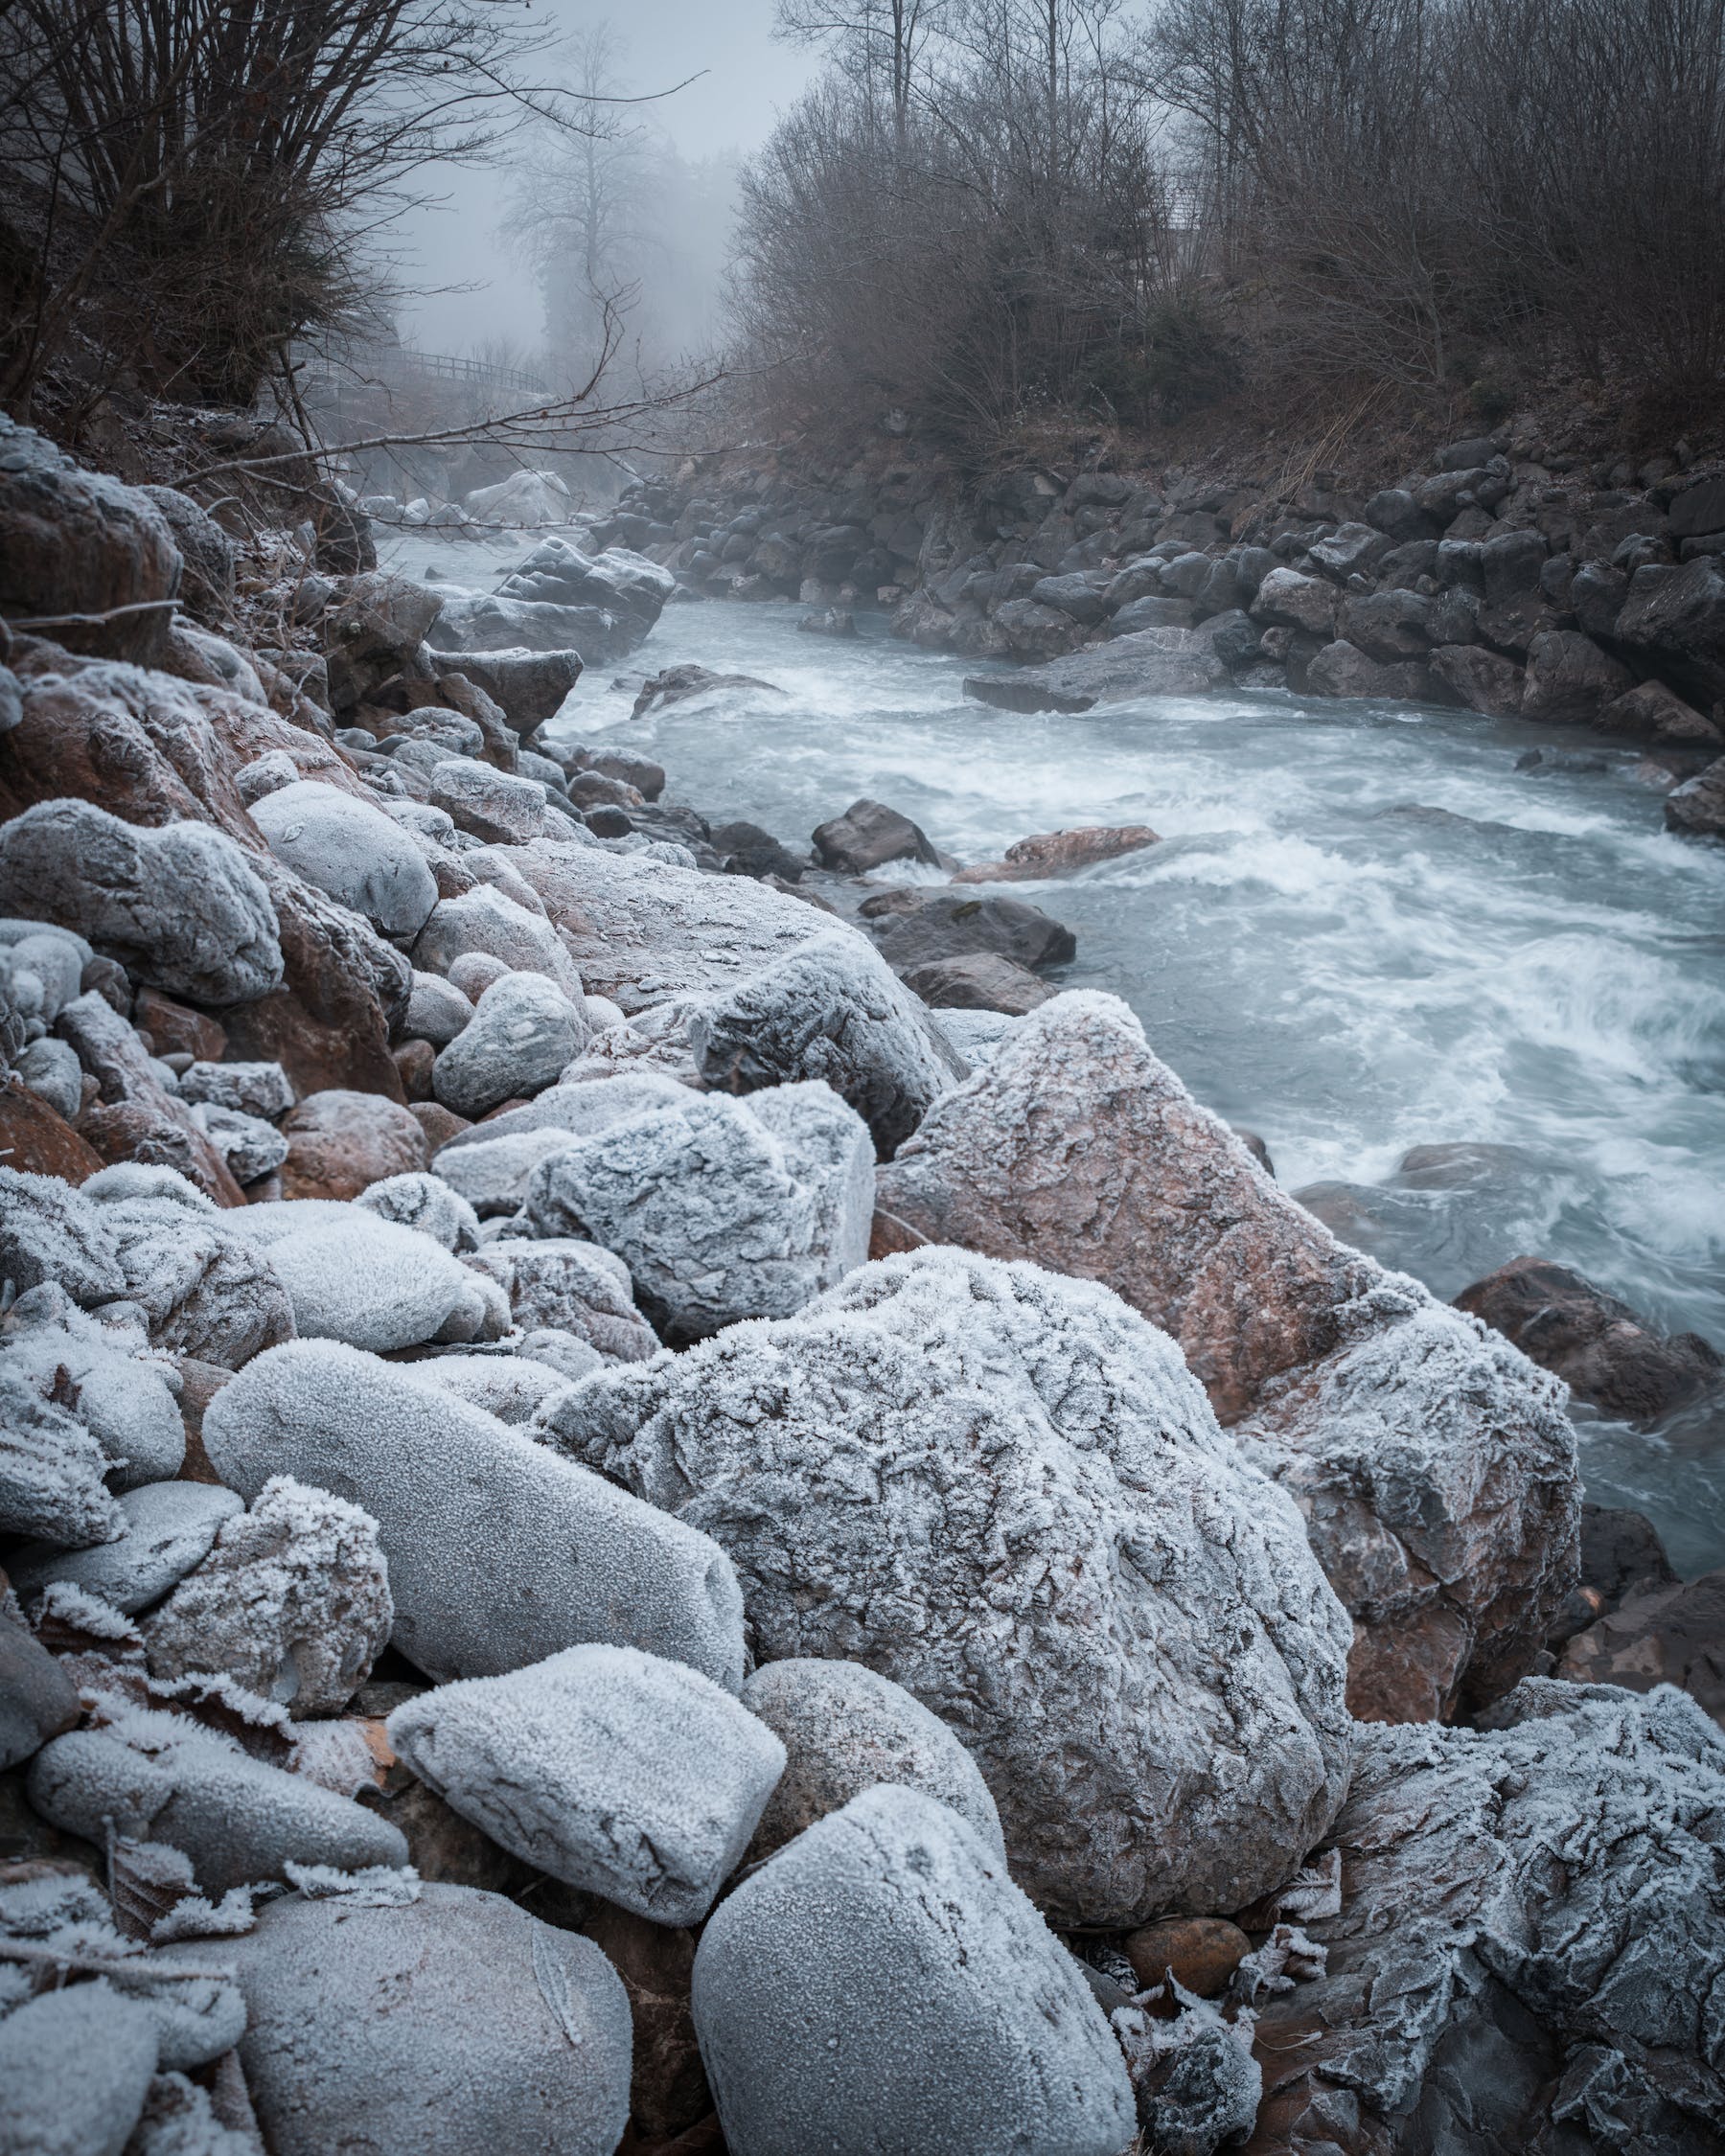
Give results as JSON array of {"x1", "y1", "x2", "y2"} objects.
[{"x1": 290, "y1": 343, "x2": 550, "y2": 400}]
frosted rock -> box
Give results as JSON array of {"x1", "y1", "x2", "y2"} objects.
[
  {"x1": 517, "y1": 1327, "x2": 605, "y2": 1385},
  {"x1": 190, "y1": 1100, "x2": 287, "y2": 1182},
  {"x1": 0, "y1": 1983, "x2": 160, "y2": 2156},
  {"x1": 263, "y1": 1209, "x2": 494, "y2": 1352},
  {"x1": 0, "y1": 1603, "x2": 80, "y2": 1767},
  {"x1": 9, "y1": 1480, "x2": 243, "y2": 1614},
  {"x1": 447, "y1": 950, "x2": 511, "y2": 998},
  {"x1": 404, "y1": 969, "x2": 472, "y2": 1046},
  {"x1": 88, "y1": 1170, "x2": 296, "y2": 1371},
  {"x1": 0, "y1": 1164, "x2": 125, "y2": 1300},
  {"x1": 1247, "y1": 1680, "x2": 1725, "y2": 2151},
  {"x1": 546, "y1": 1247, "x2": 1355, "y2": 1925},
  {"x1": 929, "y1": 1007, "x2": 1025, "y2": 1068},
  {"x1": 162, "y1": 1885, "x2": 631, "y2": 2156},
  {"x1": 1, "y1": 1285, "x2": 186, "y2": 1487},
  {"x1": 518, "y1": 1082, "x2": 874, "y2": 1339},
  {"x1": 1, "y1": 925, "x2": 89, "y2": 1021},
  {"x1": 123, "y1": 2071, "x2": 260, "y2": 2156},
  {"x1": 464, "y1": 1235, "x2": 656, "y2": 1361},
  {"x1": 248, "y1": 780, "x2": 437, "y2": 938},
  {"x1": 428, "y1": 759, "x2": 547, "y2": 844},
  {"x1": 431, "y1": 971, "x2": 589, "y2": 1117},
  {"x1": 0, "y1": 801, "x2": 283, "y2": 1004},
  {"x1": 875, "y1": 992, "x2": 1580, "y2": 1721},
  {"x1": 15, "y1": 1035, "x2": 81, "y2": 1119},
  {"x1": 413, "y1": 883, "x2": 584, "y2": 1000},
  {"x1": 143, "y1": 1474, "x2": 392, "y2": 1715},
  {"x1": 178, "y1": 1060, "x2": 294, "y2": 1120},
  {"x1": 353, "y1": 1171, "x2": 480, "y2": 1251},
  {"x1": 1111, "y1": 1990, "x2": 1261, "y2": 2155},
  {"x1": 28, "y1": 1709, "x2": 408, "y2": 1892},
  {"x1": 203, "y1": 1339, "x2": 747, "y2": 1686},
  {"x1": 692, "y1": 1785, "x2": 1137, "y2": 2156},
  {"x1": 405, "y1": 1351, "x2": 573, "y2": 1423},
  {"x1": 430, "y1": 1125, "x2": 580, "y2": 1215},
  {"x1": 279, "y1": 1089, "x2": 426, "y2": 1201},
  {"x1": 740, "y1": 1658, "x2": 1004, "y2": 1866},
  {"x1": 235, "y1": 746, "x2": 301, "y2": 802},
  {"x1": 389, "y1": 1642, "x2": 786, "y2": 1921},
  {"x1": 435, "y1": 1069, "x2": 691, "y2": 1152},
  {"x1": 0, "y1": 1362, "x2": 122, "y2": 1544}
]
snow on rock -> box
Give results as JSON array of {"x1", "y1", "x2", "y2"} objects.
[
  {"x1": 141, "y1": 1473, "x2": 391, "y2": 1715},
  {"x1": 875, "y1": 992, "x2": 1581, "y2": 1722},
  {"x1": 160, "y1": 1884, "x2": 632, "y2": 2156},
  {"x1": 0, "y1": 1164, "x2": 126, "y2": 1301},
  {"x1": 516, "y1": 1081, "x2": 873, "y2": 1340},
  {"x1": 0, "y1": 800, "x2": 283, "y2": 1005},
  {"x1": 388, "y1": 1642, "x2": 787, "y2": 1922},
  {"x1": 403, "y1": 970, "x2": 472, "y2": 1047},
  {"x1": 545, "y1": 1247, "x2": 1355, "y2": 1926},
  {"x1": 178, "y1": 1059, "x2": 295, "y2": 1120},
  {"x1": 0, "y1": 1982, "x2": 161, "y2": 2156},
  {"x1": 430, "y1": 1126, "x2": 582, "y2": 1216},
  {"x1": 740, "y1": 1658, "x2": 1005, "y2": 1867},
  {"x1": 353, "y1": 1171, "x2": 481, "y2": 1252},
  {"x1": 8, "y1": 1479, "x2": 243, "y2": 1614},
  {"x1": 189, "y1": 1099, "x2": 287, "y2": 1182},
  {"x1": 435, "y1": 1069, "x2": 693, "y2": 1153},
  {"x1": 692, "y1": 1785, "x2": 1137, "y2": 2156},
  {"x1": 463, "y1": 1235, "x2": 657, "y2": 1362},
  {"x1": 427, "y1": 760, "x2": 547, "y2": 846},
  {"x1": 431, "y1": 971, "x2": 589, "y2": 1118},
  {"x1": 1248, "y1": 1679, "x2": 1725, "y2": 2153},
  {"x1": 462, "y1": 468, "x2": 572, "y2": 526},
  {"x1": 28, "y1": 1707, "x2": 408, "y2": 1892},
  {"x1": 412, "y1": 883, "x2": 584, "y2": 1000},
  {"x1": 1, "y1": 1283, "x2": 186, "y2": 1486},
  {"x1": 404, "y1": 1351, "x2": 574, "y2": 1424},
  {"x1": 202, "y1": 1339, "x2": 747, "y2": 1686},
  {"x1": 262, "y1": 1208, "x2": 498, "y2": 1353},
  {"x1": 247, "y1": 780, "x2": 437, "y2": 939},
  {"x1": 0, "y1": 1360, "x2": 121, "y2": 1544}
]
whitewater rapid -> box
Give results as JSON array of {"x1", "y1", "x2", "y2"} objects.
[{"x1": 407, "y1": 544, "x2": 1725, "y2": 1573}]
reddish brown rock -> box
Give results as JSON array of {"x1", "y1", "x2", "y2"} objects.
[
  {"x1": 875, "y1": 992, "x2": 1579, "y2": 1722},
  {"x1": 393, "y1": 1040, "x2": 436, "y2": 1103},
  {"x1": 173, "y1": 1356, "x2": 236, "y2": 1481},
  {"x1": 951, "y1": 825, "x2": 1160, "y2": 883},
  {"x1": 900, "y1": 952, "x2": 1052, "y2": 1014},
  {"x1": 280, "y1": 1089, "x2": 428, "y2": 1200},
  {"x1": 583, "y1": 1903, "x2": 710, "y2": 2140},
  {"x1": 411, "y1": 1101, "x2": 471, "y2": 1151},
  {"x1": 0, "y1": 428, "x2": 180, "y2": 663},
  {"x1": 1122, "y1": 1916, "x2": 1252, "y2": 1998},
  {"x1": 1557, "y1": 1571, "x2": 1725, "y2": 1725},
  {"x1": 1456, "y1": 1256, "x2": 1721, "y2": 1421},
  {"x1": 58, "y1": 990, "x2": 244, "y2": 1205},
  {"x1": 0, "y1": 1079, "x2": 104, "y2": 1182},
  {"x1": 132, "y1": 989, "x2": 227, "y2": 1064}
]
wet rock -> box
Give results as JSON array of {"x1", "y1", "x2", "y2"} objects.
[
  {"x1": 951, "y1": 824, "x2": 1159, "y2": 883},
  {"x1": 900, "y1": 952, "x2": 1053, "y2": 1014},
  {"x1": 1426, "y1": 642, "x2": 1526, "y2": 716},
  {"x1": 142, "y1": 1474, "x2": 391, "y2": 1715},
  {"x1": 709, "y1": 819, "x2": 807, "y2": 882},
  {"x1": 630, "y1": 663, "x2": 785, "y2": 720},
  {"x1": 0, "y1": 1604, "x2": 81, "y2": 1769},
  {"x1": 463, "y1": 1237, "x2": 658, "y2": 1362},
  {"x1": 280, "y1": 1089, "x2": 427, "y2": 1201},
  {"x1": 964, "y1": 627, "x2": 1227, "y2": 713},
  {"x1": 1665, "y1": 753, "x2": 1725, "y2": 839},
  {"x1": 1615, "y1": 556, "x2": 1725, "y2": 705},
  {"x1": 1252, "y1": 569, "x2": 1340, "y2": 638},
  {"x1": 90, "y1": 1165, "x2": 294, "y2": 1367},
  {"x1": 859, "y1": 885, "x2": 1075, "y2": 975},
  {"x1": 1306, "y1": 640, "x2": 1439, "y2": 703},
  {"x1": 204, "y1": 1339, "x2": 747, "y2": 1686},
  {"x1": 811, "y1": 797, "x2": 942, "y2": 875},
  {"x1": 874, "y1": 994, "x2": 1580, "y2": 1722},
  {"x1": 7, "y1": 1480, "x2": 242, "y2": 1616},
  {"x1": 413, "y1": 883, "x2": 585, "y2": 1001},
  {"x1": 740, "y1": 1657, "x2": 1003, "y2": 1867},
  {"x1": 1455, "y1": 1255, "x2": 1722, "y2": 1420},
  {"x1": 431, "y1": 972, "x2": 588, "y2": 1118},
  {"x1": 1598, "y1": 677, "x2": 1721, "y2": 745},
  {"x1": 0, "y1": 802, "x2": 281, "y2": 1005},
  {"x1": 1556, "y1": 1571, "x2": 1725, "y2": 1724},
  {"x1": 1576, "y1": 1499, "x2": 1679, "y2": 1610},
  {"x1": 518, "y1": 1082, "x2": 873, "y2": 1339},
  {"x1": 389, "y1": 1642, "x2": 785, "y2": 1920},
  {"x1": 1122, "y1": 1916, "x2": 1253, "y2": 1998},
  {"x1": 693, "y1": 1785, "x2": 1137, "y2": 2156},
  {"x1": 544, "y1": 1247, "x2": 1353, "y2": 1926},
  {"x1": 247, "y1": 780, "x2": 437, "y2": 938},
  {"x1": 1520, "y1": 629, "x2": 1635, "y2": 724},
  {"x1": 429, "y1": 647, "x2": 583, "y2": 734}
]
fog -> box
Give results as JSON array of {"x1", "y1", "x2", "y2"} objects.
[{"x1": 393, "y1": 0, "x2": 814, "y2": 361}]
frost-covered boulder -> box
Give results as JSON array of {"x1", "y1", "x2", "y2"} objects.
[
  {"x1": 431, "y1": 1126, "x2": 581, "y2": 1215},
  {"x1": 178, "y1": 1058, "x2": 295, "y2": 1120},
  {"x1": 1, "y1": 1283, "x2": 186, "y2": 1487},
  {"x1": 203, "y1": 1340, "x2": 747, "y2": 1686},
  {"x1": 29, "y1": 1711, "x2": 407, "y2": 1892},
  {"x1": 436, "y1": 1069, "x2": 691, "y2": 1152},
  {"x1": 518, "y1": 1081, "x2": 873, "y2": 1339},
  {"x1": 875, "y1": 993, "x2": 1580, "y2": 1721},
  {"x1": 0, "y1": 1983, "x2": 162, "y2": 2156},
  {"x1": 413, "y1": 883, "x2": 584, "y2": 1000},
  {"x1": 142, "y1": 1474, "x2": 392, "y2": 1714},
  {"x1": 431, "y1": 971, "x2": 589, "y2": 1118},
  {"x1": 164, "y1": 1885, "x2": 632, "y2": 2156},
  {"x1": 740, "y1": 1658, "x2": 1004, "y2": 1868},
  {"x1": 406, "y1": 1351, "x2": 574, "y2": 1423},
  {"x1": 190, "y1": 1099, "x2": 287, "y2": 1182},
  {"x1": 389, "y1": 1643, "x2": 786, "y2": 1922},
  {"x1": 14, "y1": 1036, "x2": 82, "y2": 1119},
  {"x1": 259, "y1": 1207, "x2": 500, "y2": 1352},
  {"x1": 404, "y1": 969, "x2": 472, "y2": 1046},
  {"x1": 428, "y1": 759, "x2": 547, "y2": 845},
  {"x1": 0, "y1": 1165, "x2": 125, "y2": 1300},
  {"x1": 544, "y1": 1248, "x2": 1354, "y2": 1925},
  {"x1": 1248, "y1": 1680, "x2": 1725, "y2": 2153},
  {"x1": 693, "y1": 1785, "x2": 1137, "y2": 2156},
  {"x1": 0, "y1": 800, "x2": 282, "y2": 1003},
  {"x1": 7, "y1": 1479, "x2": 242, "y2": 1615},
  {"x1": 0, "y1": 1361, "x2": 121, "y2": 1545},
  {"x1": 353, "y1": 1170, "x2": 480, "y2": 1251},
  {"x1": 279, "y1": 1089, "x2": 427, "y2": 1201},
  {"x1": 463, "y1": 1237, "x2": 657, "y2": 1362},
  {"x1": 247, "y1": 780, "x2": 438, "y2": 938}
]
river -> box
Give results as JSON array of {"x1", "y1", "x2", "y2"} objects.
[{"x1": 408, "y1": 547, "x2": 1725, "y2": 1575}]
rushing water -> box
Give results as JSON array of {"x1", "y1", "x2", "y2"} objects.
[{"x1": 411, "y1": 541, "x2": 1725, "y2": 1573}]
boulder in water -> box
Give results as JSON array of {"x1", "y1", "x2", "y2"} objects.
[
  {"x1": 812, "y1": 796, "x2": 943, "y2": 875},
  {"x1": 963, "y1": 627, "x2": 1228, "y2": 713}
]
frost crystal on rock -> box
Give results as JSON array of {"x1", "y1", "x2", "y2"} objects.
[
  {"x1": 8, "y1": 1479, "x2": 242, "y2": 1614},
  {"x1": 464, "y1": 1235, "x2": 657, "y2": 1361},
  {"x1": 430, "y1": 970, "x2": 589, "y2": 1118},
  {"x1": 248, "y1": 778, "x2": 438, "y2": 938},
  {"x1": 1, "y1": 1284, "x2": 186, "y2": 1489},
  {"x1": 547, "y1": 1247, "x2": 1355, "y2": 1925},
  {"x1": 352, "y1": 1171, "x2": 481, "y2": 1252},
  {"x1": 261, "y1": 1207, "x2": 494, "y2": 1352}
]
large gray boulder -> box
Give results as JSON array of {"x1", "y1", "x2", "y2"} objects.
[
  {"x1": 0, "y1": 1984, "x2": 162, "y2": 2156},
  {"x1": 413, "y1": 883, "x2": 585, "y2": 1000},
  {"x1": 388, "y1": 1643, "x2": 787, "y2": 1921},
  {"x1": 542, "y1": 1248, "x2": 1355, "y2": 1927},
  {"x1": 7, "y1": 1479, "x2": 242, "y2": 1615},
  {"x1": 462, "y1": 1236, "x2": 658, "y2": 1362},
  {"x1": 692, "y1": 1785, "x2": 1137, "y2": 2156},
  {"x1": 0, "y1": 800, "x2": 282, "y2": 1004},
  {"x1": 202, "y1": 1339, "x2": 747, "y2": 1686},
  {"x1": 516, "y1": 1081, "x2": 873, "y2": 1339},
  {"x1": 431, "y1": 971, "x2": 589, "y2": 1117},
  {"x1": 426, "y1": 646, "x2": 583, "y2": 733},
  {"x1": 248, "y1": 779, "x2": 438, "y2": 939},
  {"x1": 963, "y1": 628, "x2": 1228, "y2": 714},
  {"x1": 163, "y1": 1885, "x2": 632, "y2": 2156}
]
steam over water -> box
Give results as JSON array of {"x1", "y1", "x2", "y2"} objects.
[{"x1": 423, "y1": 553, "x2": 1725, "y2": 1574}]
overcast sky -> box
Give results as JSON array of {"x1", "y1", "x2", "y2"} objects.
[{"x1": 394, "y1": 0, "x2": 813, "y2": 353}]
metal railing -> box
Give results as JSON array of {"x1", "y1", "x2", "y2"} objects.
[{"x1": 290, "y1": 342, "x2": 550, "y2": 399}]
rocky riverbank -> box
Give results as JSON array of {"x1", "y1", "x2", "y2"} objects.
[{"x1": 3, "y1": 410, "x2": 1725, "y2": 2155}]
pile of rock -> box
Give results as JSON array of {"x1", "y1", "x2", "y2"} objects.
[{"x1": 4, "y1": 416, "x2": 1724, "y2": 2156}]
